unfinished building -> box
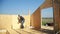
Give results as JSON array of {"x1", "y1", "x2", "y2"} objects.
[
  {"x1": 30, "y1": 0, "x2": 60, "y2": 34},
  {"x1": 0, "y1": 0, "x2": 60, "y2": 34}
]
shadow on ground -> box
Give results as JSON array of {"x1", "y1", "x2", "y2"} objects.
[{"x1": 34, "y1": 28, "x2": 54, "y2": 34}]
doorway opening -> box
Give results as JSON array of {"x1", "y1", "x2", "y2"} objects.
[{"x1": 41, "y1": 7, "x2": 54, "y2": 34}]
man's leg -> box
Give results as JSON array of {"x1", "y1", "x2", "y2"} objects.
[{"x1": 21, "y1": 21, "x2": 24, "y2": 28}]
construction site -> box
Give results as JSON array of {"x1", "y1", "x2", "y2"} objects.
[{"x1": 0, "y1": 0, "x2": 60, "y2": 34}]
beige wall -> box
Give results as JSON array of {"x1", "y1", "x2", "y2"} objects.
[
  {"x1": 0, "y1": 15, "x2": 13, "y2": 29},
  {"x1": 12, "y1": 15, "x2": 20, "y2": 29},
  {"x1": 0, "y1": 15, "x2": 30, "y2": 29},
  {"x1": 12, "y1": 15, "x2": 30, "y2": 29},
  {"x1": 0, "y1": 15, "x2": 19, "y2": 29},
  {"x1": 23, "y1": 15, "x2": 30, "y2": 27},
  {"x1": 0, "y1": 14, "x2": 30, "y2": 34}
]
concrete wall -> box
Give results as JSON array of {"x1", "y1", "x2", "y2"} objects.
[{"x1": 30, "y1": 7, "x2": 41, "y2": 30}]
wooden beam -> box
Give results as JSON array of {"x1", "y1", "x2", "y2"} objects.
[{"x1": 40, "y1": 0, "x2": 53, "y2": 9}]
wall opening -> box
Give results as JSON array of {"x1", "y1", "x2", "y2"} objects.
[{"x1": 41, "y1": 7, "x2": 54, "y2": 34}]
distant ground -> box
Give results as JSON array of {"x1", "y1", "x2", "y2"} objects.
[{"x1": 42, "y1": 18, "x2": 53, "y2": 25}]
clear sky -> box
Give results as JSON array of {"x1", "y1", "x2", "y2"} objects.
[
  {"x1": 0, "y1": 0, "x2": 53, "y2": 17},
  {"x1": 41, "y1": 7, "x2": 53, "y2": 18}
]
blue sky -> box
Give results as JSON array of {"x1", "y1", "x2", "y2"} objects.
[
  {"x1": 0, "y1": 0, "x2": 53, "y2": 17},
  {"x1": 41, "y1": 7, "x2": 53, "y2": 18}
]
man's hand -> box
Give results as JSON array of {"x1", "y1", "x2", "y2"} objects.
[{"x1": 18, "y1": 22, "x2": 19, "y2": 24}]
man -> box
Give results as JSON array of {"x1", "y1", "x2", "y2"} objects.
[{"x1": 18, "y1": 15, "x2": 25, "y2": 29}]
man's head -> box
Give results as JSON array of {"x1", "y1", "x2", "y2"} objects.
[{"x1": 18, "y1": 15, "x2": 20, "y2": 17}]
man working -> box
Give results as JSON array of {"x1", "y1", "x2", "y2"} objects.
[{"x1": 18, "y1": 15, "x2": 25, "y2": 29}]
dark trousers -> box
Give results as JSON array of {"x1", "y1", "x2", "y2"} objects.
[{"x1": 20, "y1": 20, "x2": 24, "y2": 28}]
